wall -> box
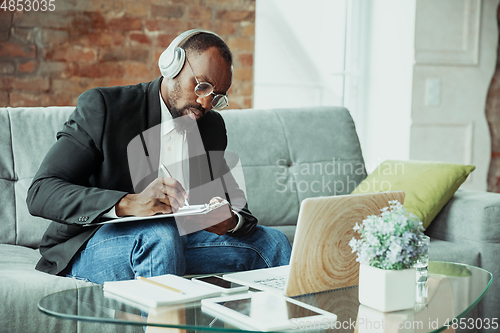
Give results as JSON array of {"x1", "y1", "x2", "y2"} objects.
[
  {"x1": 410, "y1": 0, "x2": 499, "y2": 191},
  {"x1": 0, "y1": 0, "x2": 255, "y2": 108},
  {"x1": 363, "y1": 0, "x2": 498, "y2": 191}
]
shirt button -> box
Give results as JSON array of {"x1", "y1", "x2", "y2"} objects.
[{"x1": 168, "y1": 147, "x2": 171, "y2": 151}]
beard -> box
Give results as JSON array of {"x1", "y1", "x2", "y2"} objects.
[{"x1": 167, "y1": 81, "x2": 205, "y2": 133}]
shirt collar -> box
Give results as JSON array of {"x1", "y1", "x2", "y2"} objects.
[{"x1": 159, "y1": 91, "x2": 175, "y2": 136}]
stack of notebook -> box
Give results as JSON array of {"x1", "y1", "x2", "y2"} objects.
[{"x1": 103, "y1": 274, "x2": 221, "y2": 309}]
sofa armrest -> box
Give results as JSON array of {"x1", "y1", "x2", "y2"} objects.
[{"x1": 425, "y1": 188, "x2": 500, "y2": 244}]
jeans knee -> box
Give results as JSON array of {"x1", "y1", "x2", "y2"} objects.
[
  {"x1": 137, "y1": 222, "x2": 186, "y2": 253},
  {"x1": 131, "y1": 220, "x2": 187, "y2": 276},
  {"x1": 258, "y1": 226, "x2": 291, "y2": 247},
  {"x1": 252, "y1": 226, "x2": 292, "y2": 267}
]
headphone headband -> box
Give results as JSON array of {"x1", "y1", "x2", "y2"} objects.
[{"x1": 158, "y1": 29, "x2": 221, "y2": 78}]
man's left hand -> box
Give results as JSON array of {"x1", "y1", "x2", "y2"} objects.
[{"x1": 186, "y1": 197, "x2": 237, "y2": 235}]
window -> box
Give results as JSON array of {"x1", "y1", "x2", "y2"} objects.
[{"x1": 254, "y1": 0, "x2": 366, "y2": 136}]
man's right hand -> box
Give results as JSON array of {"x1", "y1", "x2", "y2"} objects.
[{"x1": 115, "y1": 177, "x2": 188, "y2": 217}]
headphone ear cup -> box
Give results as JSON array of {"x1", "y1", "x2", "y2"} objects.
[
  {"x1": 158, "y1": 29, "x2": 221, "y2": 79},
  {"x1": 159, "y1": 46, "x2": 185, "y2": 78}
]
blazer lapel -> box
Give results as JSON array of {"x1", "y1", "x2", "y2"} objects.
[
  {"x1": 146, "y1": 77, "x2": 162, "y2": 128},
  {"x1": 145, "y1": 76, "x2": 162, "y2": 171}
]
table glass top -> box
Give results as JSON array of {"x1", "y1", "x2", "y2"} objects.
[{"x1": 38, "y1": 261, "x2": 492, "y2": 333}]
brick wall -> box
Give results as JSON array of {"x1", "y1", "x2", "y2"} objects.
[
  {"x1": 486, "y1": 3, "x2": 500, "y2": 192},
  {"x1": 0, "y1": 0, "x2": 255, "y2": 108}
]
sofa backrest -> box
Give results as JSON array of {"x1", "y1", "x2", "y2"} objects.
[
  {"x1": 221, "y1": 106, "x2": 366, "y2": 227},
  {"x1": 0, "y1": 107, "x2": 75, "y2": 248},
  {"x1": 0, "y1": 106, "x2": 365, "y2": 249}
]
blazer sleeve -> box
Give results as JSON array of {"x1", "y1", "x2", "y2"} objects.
[{"x1": 26, "y1": 89, "x2": 127, "y2": 226}]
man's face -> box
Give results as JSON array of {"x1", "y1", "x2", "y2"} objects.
[{"x1": 162, "y1": 46, "x2": 232, "y2": 122}]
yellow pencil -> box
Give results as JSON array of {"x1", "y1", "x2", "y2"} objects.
[{"x1": 137, "y1": 276, "x2": 184, "y2": 294}]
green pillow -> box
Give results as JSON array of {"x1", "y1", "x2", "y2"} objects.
[{"x1": 351, "y1": 160, "x2": 475, "y2": 229}]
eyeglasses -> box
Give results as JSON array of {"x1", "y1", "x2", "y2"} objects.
[{"x1": 186, "y1": 57, "x2": 229, "y2": 111}]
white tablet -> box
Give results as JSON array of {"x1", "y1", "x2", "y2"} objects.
[{"x1": 201, "y1": 292, "x2": 337, "y2": 332}]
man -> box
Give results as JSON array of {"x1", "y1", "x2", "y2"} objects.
[{"x1": 27, "y1": 30, "x2": 291, "y2": 284}]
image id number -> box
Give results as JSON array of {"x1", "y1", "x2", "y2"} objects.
[
  {"x1": 445, "y1": 318, "x2": 498, "y2": 330},
  {"x1": 1, "y1": 0, "x2": 56, "y2": 11}
]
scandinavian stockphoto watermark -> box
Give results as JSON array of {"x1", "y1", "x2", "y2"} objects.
[
  {"x1": 274, "y1": 158, "x2": 405, "y2": 195},
  {"x1": 275, "y1": 158, "x2": 365, "y2": 195}
]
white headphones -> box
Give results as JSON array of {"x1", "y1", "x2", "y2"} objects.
[{"x1": 158, "y1": 29, "x2": 222, "y2": 78}]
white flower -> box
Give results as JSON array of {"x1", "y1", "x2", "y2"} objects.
[
  {"x1": 348, "y1": 238, "x2": 358, "y2": 253},
  {"x1": 348, "y1": 200, "x2": 425, "y2": 270},
  {"x1": 388, "y1": 243, "x2": 403, "y2": 262}
]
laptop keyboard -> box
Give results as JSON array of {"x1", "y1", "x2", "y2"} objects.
[{"x1": 254, "y1": 276, "x2": 287, "y2": 290}]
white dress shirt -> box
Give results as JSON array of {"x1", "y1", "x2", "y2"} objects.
[{"x1": 158, "y1": 93, "x2": 189, "y2": 191}]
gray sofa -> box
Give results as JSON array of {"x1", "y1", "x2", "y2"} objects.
[{"x1": 0, "y1": 105, "x2": 499, "y2": 333}]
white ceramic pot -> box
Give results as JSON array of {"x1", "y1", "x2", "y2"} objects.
[{"x1": 358, "y1": 263, "x2": 416, "y2": 312}]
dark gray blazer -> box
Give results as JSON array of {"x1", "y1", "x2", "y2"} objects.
[{"x1": 27, "y1": 77, "x2": 257, "y2": 275}]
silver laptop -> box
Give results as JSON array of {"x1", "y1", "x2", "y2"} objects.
[{"x1": 223, "y1": 191, "x2": 405, "y2": 297}]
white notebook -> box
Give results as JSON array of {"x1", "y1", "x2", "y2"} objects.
[
  {"x1": 86, "y1": 202, "x2": 229, "y2": 226},
  {"x1": 103, "y1": 274, "x2": 221, "y2": 308}
]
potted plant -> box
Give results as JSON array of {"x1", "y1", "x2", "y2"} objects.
[{"x1": 349, "y1": 200, "x2": 427, "y2": 312}]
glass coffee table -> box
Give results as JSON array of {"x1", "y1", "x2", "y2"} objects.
[{"x1": 38, "y1": 261, "x2": 492, "y2": 332}]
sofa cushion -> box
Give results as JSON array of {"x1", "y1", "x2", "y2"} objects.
[
  {"x1": 0, "y1": 244, "x2": 90, "y2": 332},
  {"x1": 429, "y1": 239, "x2": 480, "y2": 267},
  {"x1": 351, "y1": 160, "x2": 475, "y2": 229},
  {"x1": 0, "y1": 109, "x2": 15, "y2": 245},
  {"x1": 221, "y1": 107, "x2": 366, "y2": 228},
  {"x1": 0, "y1": 110, "x2": 13, "y2": 180},
  {"x1": 0, "y1": 179, "x2": 16, "y2": 244},
  {"x1": 0, "y1": 107, "x2": 74, "y2": 248},
  {"x1": 0, "y1": 244, "x2": 144, "y2": 333}
]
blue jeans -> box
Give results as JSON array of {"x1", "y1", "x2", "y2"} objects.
[{"x1": 65, "y1": 219, "x2": 292, "y2": 284}]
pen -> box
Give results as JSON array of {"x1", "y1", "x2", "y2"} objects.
[
  {"x1": 160, "y1": 164, "x2": 190, "y2": 207},
  {"x1": 137, "y1": 276, "x2": 184, "y2": 294}
]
